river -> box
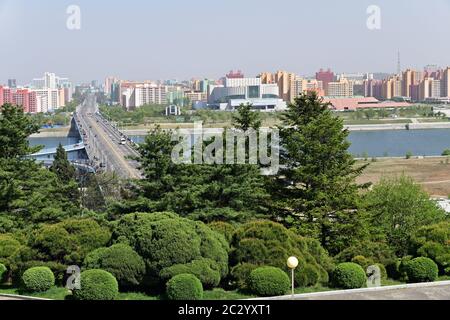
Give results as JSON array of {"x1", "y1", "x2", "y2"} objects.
[{"x1": 28, "y1": 128, "x2": 450, "y2": 158}]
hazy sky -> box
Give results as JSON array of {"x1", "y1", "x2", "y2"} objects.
[{"x1": 1, "y1": 0, "x2": 450, "y2": 84}]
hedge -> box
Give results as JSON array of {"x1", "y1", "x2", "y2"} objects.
[
  {"x1": 73, "y1": 269, "x2": 119, "y2": 300},
  {"x1": 22, "y1": 267, "x2": 55, "y2": 292},
  {"x1": 230, "y1": 221, "x2": 332, "y2": 287},
  {"x1": 404, "y1": 257, "x2": 439, "y2": 283},
  {"x1": 84, "y1": 244, "x2": 145, "y2": 290},
  {"x1": 112, "y1": 212, "x2": 228, "y2": 288},
  {"x1": 166, "y1": 274, "x2": 203, "y2": 300},
  {"x1": 160, "y1": 258, "x2": 221, "y2": 289},
  {"x1": 0, "y1": 263, "x2": 7, "y2": 282},
  {"x1": 295, "y1": 264, "x2": 320, "y2": 287},
  {"x1": 331, "y1": 263, "x2": 366, "y2": 289},
  {"x1": 248, "y1": 266, "x2": 290, "y2": 297}
]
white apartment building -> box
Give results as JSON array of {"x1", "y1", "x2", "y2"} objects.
[
  {"x1": 33, "y1": 89, "x2": 60, "y2": 112},
  {"x1": 121, "y1": 83, "x2": 168, "y2": 110}
]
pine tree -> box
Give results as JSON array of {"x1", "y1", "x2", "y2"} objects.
[
  {"x1": 50, "y1": 144, "x2": 77, "y2": 184},
  {"x1": 272, "y1": 92, "x2": 369, "y2": 255},
  {"x1": 232, "y1": 103, "x2": 262, "y2": 131},
  {"x1": 0, "y1": 103, "x2": 41, "y2": 158}
]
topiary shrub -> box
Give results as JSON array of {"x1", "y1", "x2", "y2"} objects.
[
  {"x1": 0, "y1": 263, "x2": 7, "y2": 283},
  {"x1": 412, "y1": 222, "x2": 450, "y2": 275},
  {"x1": 248, "y1": 266, "x2": 290, "y2": 297},
  {"x1": 208, "y1": 221, "x2": 236, "y2": 244},
  {"x1": 22, "y1": 267, "x2": 55, "y2": 292},
  {"x1": 32, "y1": 219, "x2": 111, "y2": 265},
  {"x1": 0, "y1": 234, "x2": 21, "y2": 261},
  {"x1": 166, "y1": 274, "x2": 203, "y2": 300},
  {"x1": 404, "y1": 257, "x2": 439, "y2": 283},
  {"x1": 230, "y1": 220, "x2": 332, "y2": 287},
  {"x1": 331, "y1": 263, "x2": 366, "y2": 289},
  {"x1": 112, "y1": 212, "x2": 228, "y2": 289},
  {"x1": 334, "y1": 241, "x2": 397, "y2": 268},
  {"x1": 295, "y1": 264, "x2": 320, "y2": 287},
  {"x1": 160, "y1": 258, "x2": 220, "y2": 289},
  {"x1": 229, "y1": 263, "x2": 258, "y2": 291},
  {"x1": 84, "y1": 244, "x2": 145, "y2": 290},
  {"x1": 73, "y1": 269, "x2": 119, "y2": 300}
]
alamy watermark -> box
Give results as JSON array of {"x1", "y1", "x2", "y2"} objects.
[
  {"x1": 66, "y1": 5, "x2": 81, "y2": 30},
  {"x1": 367, "y1": 5, "x2": 381, "y2": 30},
  {"x1": 171, "y1": 122, "x2": 280, "y2": 175}
]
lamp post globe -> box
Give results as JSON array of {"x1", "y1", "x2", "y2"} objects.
[{"x1": 287, "y1": 256, "x2": 299, "y2": 269}]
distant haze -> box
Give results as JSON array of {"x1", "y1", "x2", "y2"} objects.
[{"x1": 1, "y1": 0, "x2": 450, "y2": 84}]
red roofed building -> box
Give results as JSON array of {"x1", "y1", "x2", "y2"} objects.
[{"x1": 324, "y1": 97, "x2": 411, "y2": 111}]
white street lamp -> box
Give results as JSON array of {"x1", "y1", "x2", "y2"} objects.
[{"x1": 287, "y1": 256, "x2": 299, "y2": 297}]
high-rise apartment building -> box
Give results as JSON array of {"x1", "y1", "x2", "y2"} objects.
[
  {"x1": 327, "y1": 78, "x2": 353, "y2": 97},
  {"x1": 316, "y1": 69, "x2": 335, "y2": 95},
  {"x1": 441, "y1": 67, "x2": 450, "y2": 97}
]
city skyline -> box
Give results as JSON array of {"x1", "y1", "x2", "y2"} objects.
[{"x1": 2, "y1": 0, "x2": 450, "y2": 83}]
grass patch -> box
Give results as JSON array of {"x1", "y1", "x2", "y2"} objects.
[
  {"x1": 203, "y1": 289, "x2": 254, "y2": 300},
  {"x1": 0, "y1": 285, "x2": 70, "y2": 300}
]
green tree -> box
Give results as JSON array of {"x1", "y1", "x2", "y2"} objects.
[
  {"x1": 232, "y1": 103, "x2": 262, "y2": 131},
  {"x1": 272, "y1": 92, "x2": 369, "y2": 255},
  {"x1": 363, "y1": 175, "x2": 446, "y2": 256},
  {"x1": 113, "y1": 126, "x2": 269, "y2": 223},
  {"x1": 50, "y1": 144, "x2": 76, "y2": 183},
  {"x1": 0, "y1": 104, "x2": 41, "y2": 158}
]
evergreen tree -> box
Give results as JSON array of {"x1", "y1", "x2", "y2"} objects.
[
  {"x1": 232, "y1": 103, "x2": 262, "y2": 131},
  {"x1": 272, "y1": 92, "x2": 369, "y2": 255},
  {"x1": 50, "y1": 144, "x2": 77, "y2": 184},
  {"x1": 0, "y1": 104, "x2": 41, "y2": 158},
  {"x1": 113, "y1": 125, "x2": 269, "y2": 222}
]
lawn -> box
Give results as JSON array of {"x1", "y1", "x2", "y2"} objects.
[{"x1": 0, "y1": 280, "x2": 411, "y2": 300}]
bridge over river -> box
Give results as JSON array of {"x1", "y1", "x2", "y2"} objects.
[{"x1": 30, "y1": 95, "x2": 142, "y2": 179}]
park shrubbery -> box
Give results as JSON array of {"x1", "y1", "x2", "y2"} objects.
[
  {"x1": 160, "y1": 258, "x2": 221, "y2": 289},
  {"x1": 112, "y1": 212, "x2": 228, "y2": 289},
  {"x1": 331, "y1": 263, "x2": 366, "y2": 289},
  {"x1": 84, "y1": 244, "x2": 145, "y2": 290},
  {"x1": 229, "y1": 220, "x2": 333, "y2": 289},
  {"x1": 73, "y1": 269, "x2": 119, "y2": 300},
  {"x1": 412, "y1": 222, "x2": 450, "y2": 275},
  {"x1": 22, "y1": 267, "x2": 55, "y2": 292},
  {"x1": 0, "y1": 263, "x2": 7, "y2": 282},
  {"x1": 32, "y1": 219, "x2": 111, "y2": 265},
  {"x1": 248, "y1": 267, "x2": 290, "y2": 297},
  {"x1": 166, "y1": 274, "x2": 204, "y2": 300},
  {"x1": 403, "y1": 257, "x2": 439, "y2": 283}
]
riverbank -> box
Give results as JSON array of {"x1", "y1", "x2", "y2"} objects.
[
  {"x1": 31, "y1": 126, "x2": 70, "y2": 138},
  {"x1": 357, "y1": 156, "x2": 450, "y2": 197}
]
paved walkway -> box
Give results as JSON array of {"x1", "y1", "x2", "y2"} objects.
[{"x1": 252, "y1": 281, "x2": 450, "y2": 300}]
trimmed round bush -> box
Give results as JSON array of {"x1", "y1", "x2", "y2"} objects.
[
  {"x1": 230, "y1": 221, "x2": 333, "y2": 287},
  {"x1": 22, "y1": 267, "x2": 55, "y2": 292},
  {"x1": 84, "y1": 244, "x2": 145, "y2": 290},
  {"x1": 295, "y1": 264, "x2": 320, "y2": 287},
  {"x1": 112, "y1": 212, "x2": 229, "y2": 288},
  {"x1": 73, "y1": 269, "x2": 119, "y2": 300},
  {"x1": 208, "y1": 222, "x2": 236, "y2": 244},
  {"x1": 230, "y1": 263, "x2": 258, "y2": 290},
  {"x1": 32, "y1": 219, "x2": 111, "y2": 265},
  {"x1": 0, "y1": 263, "x2": 7, "y2": 282},
  {"x1": 166, "y1": 274, "x2": 203, "y2": 300},
  {"x1": 0, "y1": 234, "x2": 21, "y2": 259},
  {"x1": 331, "y1": 263, "x2": 366, "y2": 289},
  {"x1": 249, "y1": 266, "x2": 290, "y2": 297},
  {"x1": 160, "y1": 258, "x2": 220, "y2": 289},
  {"x1": 404, "y1": 257, "x2": 439, "y2": 283}
]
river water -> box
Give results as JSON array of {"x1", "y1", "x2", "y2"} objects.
[{"x1": 28, "y1": 128, "x2": 450, "y2": 158}]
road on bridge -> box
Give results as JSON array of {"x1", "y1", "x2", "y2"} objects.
[{"x1": 75, "y1": 95, "x2": 142, "y2": 179}]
